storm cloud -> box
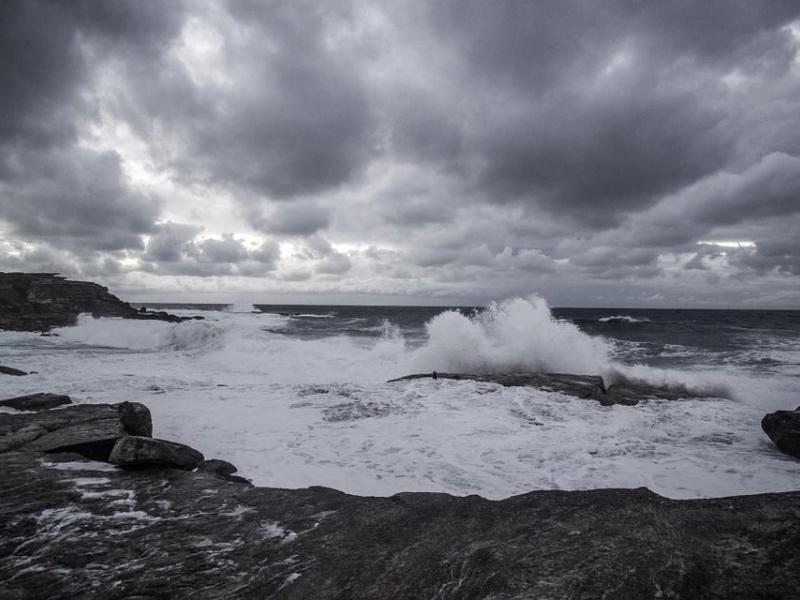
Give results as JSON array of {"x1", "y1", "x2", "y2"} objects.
[{"x1": 1, "y1": 0, "x2": 799, "y2": 306}]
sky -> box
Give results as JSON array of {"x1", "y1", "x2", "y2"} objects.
[{"x1": 1, "y1": 1, "x2": 799, "y2": 307}]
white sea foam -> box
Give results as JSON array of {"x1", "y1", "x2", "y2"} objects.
[
  {"x1": 598, "y1": 315, "x2": 651, "y2": 324},
  {"x1": 2, "y1": 295, "x2": 798, "y2": 501}
]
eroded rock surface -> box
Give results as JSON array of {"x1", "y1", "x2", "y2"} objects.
[
  {"x1": 0, "y1": 448, "x2": 799, "y2": 599},
  {"x1": 0, "y1": 272, "x2": 198, "y2": 331},
  {"x1": 389, "y1": 372, "x2": 702, "y2": 406}
]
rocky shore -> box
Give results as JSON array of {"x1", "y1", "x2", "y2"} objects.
[
  {"x1": 2, "y1": 392, "x2": 800, "y2": 598},
  {"x1": 0, "y1": 272, "x2": 198, "y2": 331}
]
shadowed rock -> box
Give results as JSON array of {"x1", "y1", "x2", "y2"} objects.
[
  {"x1": 109, "y1": 436, "x2": 204, "y2": 470},
  {"x1": 762, "y1": 407, "x2": 800, "y2": 459},
  {"x1": 0, "y1": 402, "x2": 152, "y2": 459},
  {"x1": 0, "y1": 393, "x2": 72, "y2": 411},
  {"x1": 0, "y1": 272, "x2": 201, "y2": 331},
  {"x1": 0, "y1": 365, "x2": 27, "y2": 376},
  {"x1": 389, "y1": 372, "x2": 703, "y2": 406},
  {"x1": 1, "y1": 447, "x2": 799, "y2": 599}
]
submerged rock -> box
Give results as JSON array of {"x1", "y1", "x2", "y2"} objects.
[
  {"x1": 0, "y1": 393, "x2": 72, "y2": 411},
  {"x1": 389, "y1": 372, "x2": 701, "y2": 406},
  {"x1": 0, "y1": 272, "x2": 200, "y2": 331},
  {"x1": 109, "y1": 435, "x2": 204, "y2": 470},
  {"x1": 762, "y1": 408, "x2": 800, "y2": 459},
  {"x1": 0, "y1": 402, "x2": 152, "y2": 459},
  {"x1": 0, "y1": 365, "x2": 28, "y2": 376}
]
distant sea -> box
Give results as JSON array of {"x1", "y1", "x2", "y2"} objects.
[{"x1": 2, "y1": 296, "x2": 799, "y2": 499}]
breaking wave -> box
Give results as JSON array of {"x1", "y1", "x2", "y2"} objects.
[
  {"x1": 598, "y1": 315, "x2": 650, "y2": 324},
  {"x1": 410, "y1": 296, "x2": 611, "y2": 375},
  {"x1": 53, "y1": 315, "x2": 224, "y2": 352}
]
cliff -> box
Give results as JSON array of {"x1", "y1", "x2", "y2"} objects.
[{"x1": 0, "y1": 272, "x2": 192, "y2": 331}]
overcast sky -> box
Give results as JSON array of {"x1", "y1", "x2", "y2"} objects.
[{"x1": 1, "y1": 1, "x2": 799, "y2": 307}]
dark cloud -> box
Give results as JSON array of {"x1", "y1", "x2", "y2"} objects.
[
  {"x1": 249, "y1": 203, "x2": 333, "y2": 236},
  {"x1": 1, "y1": 0, "x2": 799, "y2": 305}
]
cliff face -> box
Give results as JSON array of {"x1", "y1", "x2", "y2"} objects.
[{"x1": 0, "y1": 272, "x2": 187, "y2": 331}]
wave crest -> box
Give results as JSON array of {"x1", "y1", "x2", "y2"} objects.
[{"x1": 411, "y1": 296, "x2": 611, "y2": 375}]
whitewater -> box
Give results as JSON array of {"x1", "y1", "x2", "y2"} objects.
[{"x1": 1, "y1": 296, "x2": 798, "y2": 500}]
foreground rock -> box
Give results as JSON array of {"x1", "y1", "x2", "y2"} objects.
[
  {"x1": 110, "y1": 435, "x2": 204, "y2": 470},
  {"x1": 762, "y1": 408, "x2": 800, "y2": 459},
  {"x1": 0, "y1": 447, "x2": 798, "y2": 599},
  {"x1": 0, "y1": 393, "x2": 72, "y2": 411},
  {"x1": 0, "y1": 401, "x2": 151, "y2": 458},
  {"x1": 0, "y1": 272, "x2": 200, "y2": 331},
  {"x1": 390, "y1": 372, "x2": 701, "y2": 406}
]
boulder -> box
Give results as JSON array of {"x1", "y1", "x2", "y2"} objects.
[
  {"x1": 0, "y1": 402, "x2": 152, "y2": 460},
  {"x1": 0, "y1": 393, "x2": 72, "y2": 411},
  {"x1": 198, "y1": 458, "x2": 239, "y2": 477},
  {"x1": 762, "y1": 408, "x2": 800, "y2": 459},
  {"x1": 109, "y1": 436, "x2": 204, "y2": 470},
  {"x1": 0, "y1": 365, "x2": 27, "y2": 376},
  {"x1": 389, "y1": 372, "x2": 704, "y2": 406}
]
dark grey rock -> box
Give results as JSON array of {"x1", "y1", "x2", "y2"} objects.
[
  {"x1": 1, "y1": 448, "x2": 799, "y2": 599},
  {"x1": 389, "y1": 372, "x2": 705, "y2": 406},
  {"x1": 0, "y1": 365, "x2": 27, "y2": 376},
  {"x1": 0, "y1": 393, "x2": 72, "y2": 411},
  {"x1": 762, "y1": 408, "x2": 800, "y2": 458},
  {"x1": 109, "y1": 436, "x2": 204, "y2": 470},
  {"x1": 0, "y1": 402, "x2": 152, "y2": 460},
  {"x1": 198, "y1": 458, "x2": 239, "y2": 477},
  {"x1": 0, "y1": 272, "x2": 199, "y2": 331}
]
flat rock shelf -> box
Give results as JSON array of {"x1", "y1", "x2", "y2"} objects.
[{"x1": 2, "y1": 400, "x2": 799, "y2": 599}]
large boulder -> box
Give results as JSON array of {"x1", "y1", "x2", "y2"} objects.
[
  {"x1": 0, "y1": 401, "x2": 152, "y2": 460},
  {"x1": 0, "y1": 393, "x2": 72, "y2": 411},
  {"x1": 109, "y1": 435, "x2": 204, "y2": 470},
  {"x1": 762, "y1": 408, "x2": 800, "y2": 459}
]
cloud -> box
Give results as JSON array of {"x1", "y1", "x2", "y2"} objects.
[{"x1": 1, "y1": 0, "x2": 799, "y2": 306}]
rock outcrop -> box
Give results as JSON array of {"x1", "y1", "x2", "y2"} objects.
[
  {"x1": 389, "y1": 372, "x2": 701, "y2": 406},
  {"x1": 0, "y1": 401, "x2": 152, "y2": 458},
  {"x1": 0, "y1": 365, "x2": 28, "y2": 376},
  {"x1": 0, "y1": 272, "x2": 199, "y2": 331},
  {"x1": 0, "y1": 393, "x2": 72, "y2": 411},
  {"x1": 762, "y1": 407, "x2": 800, "y2": 459}
]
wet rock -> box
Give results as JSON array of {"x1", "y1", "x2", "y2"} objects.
[
  {"x1": 198, "y1": 458, "x2": 239, "y2": 477},
  {"x1": 0, "y1": 393, "x2": 72, "y2": 411},
  {"x1": 1, "y1": 448, "x2": 799, "y2": 599},
  {"x1": 0, "y1": 402, "x2": 152, "y2": 460},
  {"x1": 109, "y1": 436, "x2": 204, "y2": 470},
  {"x1": 0, "y1": 272, "x2": 198, "y2": 331},
  {"x1": 762, "y1": 408, "x2": 800, "y2": 459},
  {"x1": 389, "y1": 372, "x2": 704, "y2": 406},
  {"x1": 0, "y1": 365, "x2": 28, "y2": 376}
]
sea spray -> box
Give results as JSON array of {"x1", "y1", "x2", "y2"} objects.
[
  {"x1": 53, "y1": 315, "x2": 224, "y2": 352},
  {"x1": 410, "y1": 296, "x2": 611, "y2": 375}
]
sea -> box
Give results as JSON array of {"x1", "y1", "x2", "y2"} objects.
[{"x1": 2, "y1": 295, "x2": 799, "y2": 500}]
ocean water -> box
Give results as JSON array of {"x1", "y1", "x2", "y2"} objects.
[{"x1": 1, "y1": 296, "x2": 799, "y2": 499}]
